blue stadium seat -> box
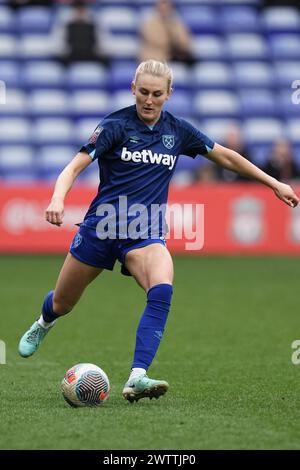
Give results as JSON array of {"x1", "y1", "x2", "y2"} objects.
[
  {"x1": 243, "y1": 118, "x2": 284, "y2": 144},
  {"x1": 232, "y1": 61, "x2": 274, "y2": 88},
  {"x1": 79, "y1": 162, "x2": 100, "y2": 186},
  {"x1": 0, "y1": 145, "x2": 36, "y2": 182},
  {"x1": 112, "y1": 90, "x2": 135, "y2": 110},
  {"x1": 164, "y1": 91, "x2": 193, "y2": 117},
  {"x1": 76, "y1": 119, "x2": 101, "y2": 146},
  {"x1": 218, "y1": 0, "x2": 261, "y2": 4},
  {"x1": 201, "y1": 119, "x2": 241, "y2": 143},
  {"x1": 0, "y1": 173, "x2": 38, "y2": 184},
  {"x1": 261, "y1": 7, "x2": 300, "y2": 34},
  {"x1": 22, "y1": 61, "x2": 65, "y2": 89},
  {"x1": 0, "y1": 145, "x2": 34, "y2": 170},
  {"x1": 0, "y1": 34, "x2": 17, "y2": 59},
  {"x1": 96, "y1": 7, "x2": 138, "y2": 35},
  {"x1": 192, "y1": 35, "x2": 224, "y2": 61},
  {"x1": 226, "y1": 33, "x2": 268, "y2": 60},
  {"x1": 0, "y1": 6, "x2": 14, "y2": 33},
  {"x1": 279, "y1": 90, "x2": 300, "y2": 118},
  {"x1": 66, "y1": 63, "x2": 108, "y2": 90},
  {"x1": 194, "y1": 91, "x2": 240, "y2": 118},
  {"x1": 273, "y1": 61, "x2": 300, "y2": 87},
  {"x1": 170, "y1": 170, "x2": 194, "y2": 187},
  {"x1": 53, "y1": 4, "x2": 73, "y2": 24},
  {"x1": 178, "y1": 6, "x2": 219, "y2": 34},
  {"x1": 220, "y1": 6, "x2": 260, "y2": 33},
  {"x1": 0, "y1": 118, "x2": 31, "y2": 145},
  {"x1": 32, "y1": 118, "x2": 73, "y2": 145},
  {"x1": 169, "y1": 62, "x2": 192, "y2": 91},
  {"x1": 109, "y1": 61, "x2": 137, "y2": 90},
  {"x1": 19, "y1": 34, "x2": 54, "y2": 60},
  {"x1": 101, "y1": 34, "x2": 139, "y2": 60},
  {"x1": 174, "y1": 0, "x2": 210, "y2": 3},
  {"x1": 37, "y1": 145, "x2": 75, "y2": 180},
  {"x1": 70, "y1": 90, "x2": 110, "y2": 118},
  {"x1": 29, "y1": 90, "x2": 69, "y2": 117},
  {"x1": 0, "y1": 89, "x2": 26, "y2": 117},
  {"x1": 193, "y1": 62, "x2": 233, "y2": 89},
  {"x1": 239, "y1": 89, "x2": 277, "y2": 117},
  {"x1": 0, "y1": 61, "x2": 20, "y2": 87},
  {"x1": 286, "y1": 119, "x2": 300, "y2": 144},
  {"x1": 0, "y1": 2, "x2": 298, "y2": 184},
  {"x1": 16, "y1": 7, "x2": 53, "y2": 34},
  {"x1": 269, "y1": 34, "x2": 300, "y2": 60}
]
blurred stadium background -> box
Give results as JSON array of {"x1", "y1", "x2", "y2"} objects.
[
  {"x1": 1, "y1": 0, "x2": 300, "y2": 451},
  {"x1": 0, "y1": 0, "x2": 300, "y2": 255}
]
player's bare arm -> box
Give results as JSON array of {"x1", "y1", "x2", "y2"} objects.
[
  {"x1": 45, "y1": 151, "x2": 92, "y2": 226},
  {"x1": 207, "y1": 143, "x2": 299, "y2": 208}
]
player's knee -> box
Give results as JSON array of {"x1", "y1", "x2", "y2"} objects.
[
  {"x1": 52, "y1": 294, "x2": 74, "y2": 315},
  {"x1": 147, "y1": 283, "x2": 173, "y2": 307}
]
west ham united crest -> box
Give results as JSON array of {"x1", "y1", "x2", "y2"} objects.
[
  {"x1": 71, "y1": 233, "x2": 83, "y2": 249},
  {"x1": 162, "y1": 135, "x2": 175, "y2": 149}
]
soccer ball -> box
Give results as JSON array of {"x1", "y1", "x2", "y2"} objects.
[{"x1": 61, "y1": 363, "x2": 110, "y2": 407}]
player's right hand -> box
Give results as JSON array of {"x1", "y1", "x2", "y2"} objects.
[
  {"x1": 45, "y1": 198, "x2": 64, "y2": 226},
  {"x1": 273, "y1": 182, "x2": 299, "y2": 208}
]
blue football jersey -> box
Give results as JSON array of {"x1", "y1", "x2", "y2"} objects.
[{"x1": 80, "y1": 105, "x2": 214, "y2": 239}]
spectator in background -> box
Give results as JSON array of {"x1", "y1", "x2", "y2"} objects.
[
  {"x1": 194, "y1": 162, "x2": 218, "y2": 184},
  {"x1": 139, "y1": 0, "x2": 195, "y2": 66},
  {"x1": 57, "y1": 1, "x2": 110, "y2": 66},
  {"x1": 262, "y1": 139, "x2": 300, "y2": 182},
  {"x1": 216, "y1": 126, "x2": 252, "y2": 183}
]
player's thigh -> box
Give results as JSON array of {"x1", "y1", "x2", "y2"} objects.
[
  {"x1": 125, "y1": 243, "x2": 173, "y2": 292},
  {"x1": 53, "y1": 253, "x2": 104, "y2": 310}
]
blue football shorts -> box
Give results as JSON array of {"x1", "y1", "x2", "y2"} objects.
[{"x1": 69, "y1": 223, "x2": 167, "y2": 276}]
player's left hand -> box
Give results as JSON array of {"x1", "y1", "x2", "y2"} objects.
[{"x1": 273, "y1": 182, "x2": 299, "y2": 208}]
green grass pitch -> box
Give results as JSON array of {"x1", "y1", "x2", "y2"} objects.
[{"x1": 1, "y1": 255, "x2": 300, "y2": 450}]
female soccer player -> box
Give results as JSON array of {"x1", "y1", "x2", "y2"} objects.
[{"x1": 18, "y1": 60, "x2": 299, "y2": 403}]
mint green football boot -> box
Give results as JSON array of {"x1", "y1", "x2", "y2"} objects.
[
  {"x1": 122, "y1": 374, "x2": 169, "y2": 403},
  {"x1": 18, "y1": 321, "x2": 53, "y2": 358}
]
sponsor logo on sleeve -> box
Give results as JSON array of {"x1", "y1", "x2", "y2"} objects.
[{"x1": 88, "y1": 126, "x2": 103, "y2": 144}]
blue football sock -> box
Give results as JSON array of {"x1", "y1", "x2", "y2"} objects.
[
  {"x1": 132, "y1": 283, "x2": 173, "y2": 370},
  {"x1": 42, "y1": 290, "x2": 60, "y2": 323}
]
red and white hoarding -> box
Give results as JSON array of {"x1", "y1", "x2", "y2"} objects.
[{"x1": 0, "y1": 184, "x2": 300, "y2": 255}]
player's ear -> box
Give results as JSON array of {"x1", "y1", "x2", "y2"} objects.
[
  {"x1": 131, "y1": 81, "x2": 136, "y2": 95},
  {"x1": 166, "y1": 87, "x2": 173, "y2": 100}
]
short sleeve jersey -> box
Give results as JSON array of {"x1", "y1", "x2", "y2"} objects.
[{"x1": 80, "y1": 105, "x2": 214, "y2": 238}]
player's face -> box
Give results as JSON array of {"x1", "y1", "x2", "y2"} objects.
[{"x1": 132, "y1": 73, "x2": 172, "y2": 126}]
